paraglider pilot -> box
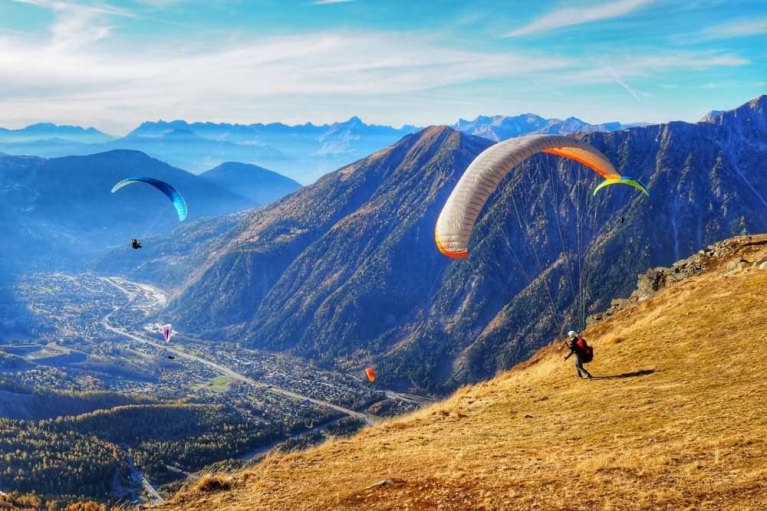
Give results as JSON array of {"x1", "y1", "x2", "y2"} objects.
[
  {"x1": 131, "y1": 238, "x2": 142, "y2": 249},
  {"x1": 564, "y1": 330, "x2": 593, "y2": 380}
]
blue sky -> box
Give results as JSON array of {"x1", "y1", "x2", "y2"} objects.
[{"x1": 0, "y1": 0, "x2": 764, "y2": 134}]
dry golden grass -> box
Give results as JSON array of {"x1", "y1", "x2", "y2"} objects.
[
  {"x1": 193, "y1": 475, "x2": 233, "y2": 494},
  {"x1": 160, "y1": 238, "x2": 767, "y2": 511}
]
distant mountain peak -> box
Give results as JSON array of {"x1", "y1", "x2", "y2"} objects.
[
  {"x1": 420, "y1": 124, "x2": 456, "y2": 137},
  {"x1": 453, "y1": 112, "x2": 639, "y2": 140},
  {"x1": 200, "y1": 161, "x2": 301, "y2": 205},
  {"x1": 162, "y1": 128, "x2": 203, "y2": 139},
  {"x1": 23, "y1": 122, "x2": 106, "y2": 134},
  {"x1": 0, "y1": 123, "x2": 113, "y2": 144},
  {"x1": 330, "y1": 116, "x2": 367, "y2": 130},
  {"x1": 25, "y1": 122, "x2": 57, "y2": 129},
  {"x1": 700, "y1": 110, "x2": 724, "y2": 123}
]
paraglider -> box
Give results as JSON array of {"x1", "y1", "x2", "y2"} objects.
[
  {"x1": 167, "y1": 355, "x2": 175, "y2": 360},
  {"x1": 131, "y1": 238, "x2": 142, "y2": 249},
  {"x1": 111, "y1": 177, "x2": 188, "y2": 222},
  {"x1": 593, "y1": 176, "x2": 649, "y2": 197},
  {"x1": 161, "y1": 324, "x2": 173, "y2": 343},
  {"x1": 435, "y1": 135, "x2": 648, "y2": 259},
  {"x1": 365, "y1": 367, "x2": 376, "y2": 383}
]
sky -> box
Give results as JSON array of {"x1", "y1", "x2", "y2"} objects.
[{"x1": 0, "y1": 0, "x2": 765, "y2": 135}]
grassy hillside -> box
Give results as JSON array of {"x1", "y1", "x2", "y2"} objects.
[{"x1": 159, "y1": 235, "x2": 767, "y2": 510}]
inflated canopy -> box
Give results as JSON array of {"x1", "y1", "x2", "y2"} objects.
[
  {"x1": 161, "y1": 324, "x2": 173, "y2": 343},
  {"x1": 435, "y1": 135, "x2": 646, "y2": 259},
  {"x1": 593, "y1": 176, "x2": 649, "y2": 196},
  {"x1": 111, "y1": 177, "x2": 188, "y2": 221}
]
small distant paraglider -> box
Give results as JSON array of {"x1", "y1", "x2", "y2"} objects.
[
  {"x1": 167, "y1": 355, "x2": 175, "y2": 360},
  {"x1": 131, "y1": 238, "x2": 143, "y2": 249},
  {"x1": 365, "y1": 367, "x2": 376, "y2": 383},
  {"x1": 161, "y1": 324, "x2": 173, "y2": 343}
]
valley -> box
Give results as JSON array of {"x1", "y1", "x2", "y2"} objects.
[{"x1": 0, "y1": 272, "x2": 423, "y2": 506}]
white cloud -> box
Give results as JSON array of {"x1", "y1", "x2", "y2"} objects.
[
  {"x1": 311, "y1": 0, "x2": 354, "y2": 4},
  {"x1": 0, "y1": 1, "x2": 756, "y2": 133},
  {"x1": 699, "y1": 18, "x2": 767, "y2": 40},
  {"x1": 132, "y1": 0, "x2": 185, "y2": 6},
  {"x1": 11, "y1": 0, "x2": 133, "y2": 50},
  {"x1": 555, "y1": 52, "x2": 749, "y2": 85},
  {"x1": 507, "y1": 0, "x2": 656, "y2": 37},
  {"x1": 0, "y1": 29, "x2": 578, "y2": 132}
]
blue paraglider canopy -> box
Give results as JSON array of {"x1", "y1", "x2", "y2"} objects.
[{"x1": 111, "y1": 177, "x2": 188, "y2": 221}]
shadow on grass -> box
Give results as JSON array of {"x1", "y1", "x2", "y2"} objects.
[{"x1": 592, "y1": 369, "x2": 656, "y2": 380}]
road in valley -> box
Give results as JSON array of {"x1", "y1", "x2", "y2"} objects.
[
  {"x1": 100, "y1": 277, "x2": 375, "y2": 424},
  {"x1": 123, "y1": 449, "x2": 164, "y2": 505}
]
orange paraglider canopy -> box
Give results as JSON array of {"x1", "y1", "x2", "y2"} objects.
[{"x1": 365, "y1": 367, "x2": 376, "y2": 382}]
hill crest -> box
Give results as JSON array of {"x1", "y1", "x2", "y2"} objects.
[{"x1": 159, "y1": 234, "x2": 767, "y2": 510}]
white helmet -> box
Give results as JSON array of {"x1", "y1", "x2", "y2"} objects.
[{"x1": 567, "y1": 330, "x2": 577, "y2": 337}]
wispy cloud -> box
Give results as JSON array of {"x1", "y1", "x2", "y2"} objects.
[
  {"x1": 11, "y1": 0, "x2": 133, "y2": 50},
  {"x1": 0, "y1": 0, "x2": 759, "y2": 132},
  {"x1": 507, "y1": 0, "x2": 656, "y2": 37},
  {"x1": 607, "y1": 67, "x2": 642, "y2": 101},
  {"x1": 699, "y1": 18, "x2": 767, "y2": 40},
  {"x1": 132, "y1": 0, "x2": 186, "y2": 7},
  {"x1": 0, "y1": 29, "x2": 576, "y2": 131},
  {"x1": 311, "y1": 0, "x2": 354, "y2": 4},
  {"x1": 12, "y1": 0, "x2": 132, "y2": 18},
  {"x1": 556, "y1": 52, "x2": 749, "y2": 85}
]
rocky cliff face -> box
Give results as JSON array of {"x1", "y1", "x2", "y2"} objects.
[
  {"x1": 162, "y1": 96, "x2": 766, "y2": 393},
  {"x1": 588, "y1": 234, "x2": 767, "y2": 325}
]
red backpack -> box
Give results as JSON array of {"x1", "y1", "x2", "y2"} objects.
[{"x1": 575, "y1": 337, "x2": 594, "y2": 363}]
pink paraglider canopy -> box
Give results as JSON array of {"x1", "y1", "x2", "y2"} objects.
[{"x1": 161, "y1": 324, "x2": 173, "y2": 343}]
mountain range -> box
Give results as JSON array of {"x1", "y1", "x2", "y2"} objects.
[
  {"x1": 0, "y1": 152, "x2": 300, "y2": 273},
  {"x1": 0, "y1": 114, "x2": 642, "y2": 184},
  {"x1": 0, "y1": 123, "x2": 113, "y2": 144},
  {"x1": 452, "y1": 113, "x2": 645, "y2": 141},
  {"x1": 97, "y1": 95, "x2": 765, "y2": 393}
]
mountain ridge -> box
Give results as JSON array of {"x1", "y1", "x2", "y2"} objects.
[
  {"x1": 5, "y1": 97, "x2": 753, "y2": 184},
  {"x1": 151, "y1": 95, "x2": 767, "y2": 393},
  {"x1": 0, "y1": 123, "x2": 113, "y2": 143},
  {"x1": 0, "y1": 111, "x2": 648, "y2": 183},
  {"x1": 200, "y1": 162, "x2": 302, "y2": 206}
]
